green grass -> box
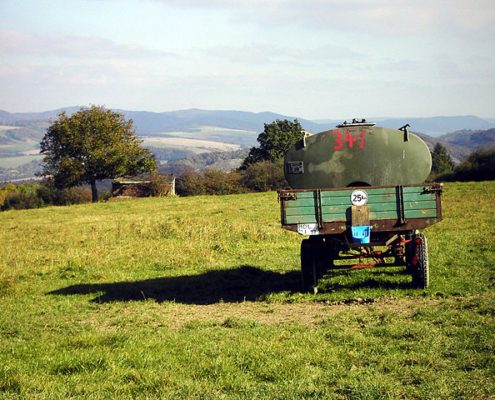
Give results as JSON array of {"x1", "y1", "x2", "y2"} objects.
[{"x1": 0, "y1": 181, "x2": 494, "y2": 399}]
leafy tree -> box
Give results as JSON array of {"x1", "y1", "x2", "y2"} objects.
[
  {"x1": 175, "y1": 168, "x2": 206, "y2": 196},
  {"x1": 175, "y1": 168, "x2": 245, "y2": 196},
  {"x1": 0, "y1": 183, "x2": 18, "y2": 208},
  {"x1": 454, "y1": 148, "x2": 495, "y2": 181},
  {"x1": 40, "y1": 105, "x2": 156, "y2": 202},
  {"x1": 202, "y1": 169, "x2": 245, "y2": 195},
  {"x1": 430, "y1": 143, "x2": 455, "y2": 178},
  {"x1": 240, "y1": 159, "x2": 287, "y2": 192},
  {"x1": 240, "y1": 119, "x2": 305, "y2": 169}
]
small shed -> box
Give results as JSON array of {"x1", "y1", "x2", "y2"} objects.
[{"x1": 112, "y1": 175, "x2": 175, "y2": 198}]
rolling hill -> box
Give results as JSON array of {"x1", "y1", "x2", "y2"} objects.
[
  {"x1": 0, "y1": 107, "x2": 494, "y2": 181},
  {"x1": 441, "y1": 128, "x2": 495, "y2": 150},
  {"x1": 1, "y1": 108, "x2": 493, "y2": 139}
]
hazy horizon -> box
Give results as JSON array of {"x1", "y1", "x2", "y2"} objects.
[{"x1": 1, "y1": 0, "x2": 494, "y2": 119}]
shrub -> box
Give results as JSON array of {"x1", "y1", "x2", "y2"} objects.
[
  {"x1": 1, "y1": 182, "x2": 92, "y2": 211},
  {"x1": 54, "y1": 187, "x2": 92, "y2": 205},
  {"x1": 453, "y1": 148, "x2": 495, "y2": 181},
  {"x1": 148, "y1": 174, "x2": 174, "y2": 197},
  {"x1": 176, "y1": 169, "x2": 245, "y2": 196},
  {"x1": 2, "y1": 190, "x2": 44, "y2": 210},
  {"x1": 203, "y1": 169, "x2": 245, "y2": 195},
  {"x1": 239, "y1": 160, "x2": 288, "y2": 192},
  {"x1": 0, "y1": 183, "x2": 18, "y2": 208},
  {"x1": 175, "y1": 169, "x2": 206, "y2": 196}
]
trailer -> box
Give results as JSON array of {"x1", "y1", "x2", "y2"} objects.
[{"x1": 278, "y1": 183, "x2": 443, "y2": 292}]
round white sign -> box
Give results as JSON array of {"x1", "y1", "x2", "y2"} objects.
[{"x1": 351, "y1": 190, "x2": 368, "y2": 206}]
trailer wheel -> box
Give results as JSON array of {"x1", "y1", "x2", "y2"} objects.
[
  {"x1": 300, "y1": 239, "x2": 325, "y2": 293},
  {"x1": 410, "y1": 233, "x2": 429, "y2": 289}
]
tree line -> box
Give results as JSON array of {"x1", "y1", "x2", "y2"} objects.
[
  {"x1": 429, "y1": 142, "x2": 495, "y2": 182},
  {"x1": 0, "y1": 105, "x2": 493, "y2": 211}
]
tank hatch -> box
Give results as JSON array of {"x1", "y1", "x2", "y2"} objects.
[{"x1": 336, "y1": 118, "x2": 376, "y2": 128}]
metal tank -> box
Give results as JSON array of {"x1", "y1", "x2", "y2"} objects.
[{"x1": 284, "y1": 120, "x2": 431, "y2": 189}]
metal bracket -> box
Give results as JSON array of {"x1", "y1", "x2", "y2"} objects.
[
  {"x1": 278, "y1": 191, "x2": 297, "y2": 201},
  {"x1": 399, "y1": 124, "x2": 410, "y2": 142},
  {"x1": 315, "y1": 189, "x2": 323, "y2": 229},
  {"x1": 396, "y1": 185, "x2": 407, "y2": 225},
  {"x1": 422, "y1": 183, "x2": 443, "y2": 194}
]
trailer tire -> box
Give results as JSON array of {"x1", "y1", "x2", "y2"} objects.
[
  {"x1": 300, "y1": 239, "x2": 325, "y2": 293},
  {"x1": 410, "y1": 233, "x2": 429, "y2": 289}
]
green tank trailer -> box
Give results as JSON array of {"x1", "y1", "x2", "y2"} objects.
[
  {"x1": 284, "y1": 120, "x2": 431, "y2": 189},
  {"x1": 279, "y1": 120, "x2": 443, "y2": 293}
]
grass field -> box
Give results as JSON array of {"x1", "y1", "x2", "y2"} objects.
[{"x1": 0, "y1": 182, "x2": 494, "y2": 399}]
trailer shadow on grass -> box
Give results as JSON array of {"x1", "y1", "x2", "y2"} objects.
[
  {"x1": 319, "y1": 267, "x2": 413, "y2": 292},
  {"x1": 49, "y1": 266, "x2": 301, "y2": 305},
  {"x1": 49, "y1": 265, "x2": 413, "y2": 305}
]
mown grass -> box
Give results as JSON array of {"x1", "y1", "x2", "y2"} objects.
[{"x1": 0, "y1": 181, "x2": 494, "y2": 399}]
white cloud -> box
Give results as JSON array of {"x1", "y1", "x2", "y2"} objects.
[
  {"x1": 0, "y1": 30, "x2": 175, "y2": 60},
  {"x1": 156, "y1": 0, "x2": 495, "y2": 37},
  {"x1": 202, "y1": 43, "x2": 364, "y2": 66}
]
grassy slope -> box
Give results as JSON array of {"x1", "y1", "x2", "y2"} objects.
[{"x1": 0, "y1": 182, "x2": 494, "y2": 399}]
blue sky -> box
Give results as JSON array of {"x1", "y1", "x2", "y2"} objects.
[{"x1": 1, "y1": 0, "x2": 494, "y2": 119}]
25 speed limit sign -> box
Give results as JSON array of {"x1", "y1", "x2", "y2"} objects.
[{"x1": 350, "y1": 190, "x2": 368, "y2": 206}]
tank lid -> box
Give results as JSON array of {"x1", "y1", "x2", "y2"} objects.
[{"x1": 336, "y1": 118, "x2": 375, "y2": 128}]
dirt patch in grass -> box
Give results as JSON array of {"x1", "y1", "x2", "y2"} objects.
[
  {"x1": 168, "y1": 296, "x2": 444, "y2": 327},
  {"x1": 86, "y1": 295, "x2": 469, "y2": 331}
]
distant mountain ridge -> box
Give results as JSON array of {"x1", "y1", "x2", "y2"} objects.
[
  {"x1": 373, "y1": 116, "x2": 494, "y2": 137},
  {"x1": 1, "y1": 107, "x2": 493, "y2": 137},
  {"x1": 1, "y1": 105, "x2": 494, "y2": 181},
  {"x1": 441, "y1": 128, "x2": 495, "y2": 149},
  {"x1": 0, "y1": 107, "x2": 333, "y2": 135}
]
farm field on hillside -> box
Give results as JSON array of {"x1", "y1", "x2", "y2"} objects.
[
  {"x1": 0, "y1": 154, "x2": 43, "y2": 169},
  {"x1": 139, "y1": 136, "x2": 241, "y2": 154},
  {"x1": 160, "y1": 126, "x2": 258, "y2": 147},
  {"x1": 0, "y1": 182, "x2": 494, "y2": 399}
]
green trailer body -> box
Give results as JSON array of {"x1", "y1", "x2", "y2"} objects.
[
  {"x1": 279, "y1": 183, "x2": 443, "y2": 292},
  {"x1": 279, "y1": 183, "x2": 442, "y2": 238}
]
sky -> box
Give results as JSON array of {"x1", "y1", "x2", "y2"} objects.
[{"x1": 0, "y1": 0, "x2": 494, "y2": 119}]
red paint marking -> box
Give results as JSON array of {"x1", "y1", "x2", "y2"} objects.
[
  {"x1": 359, "y1": 129, "x2": 366, "y2": 149},
  {"x1": 345, "y1": 131, "x2": 357, "y2": 148},
  {"x1": 332, "y1": 130, "x2": 343, "y2": 150},
  {"x1": 332, "y1": 129, "x2": 367, "y2": 151}
]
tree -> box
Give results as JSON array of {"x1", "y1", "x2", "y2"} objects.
[
  {"x1": 454, "y1": 148, "x2": 495, "y2": 181},
  {"x1": 430, "y1": 143, "x2": 454, "y2": 178},
  {"x1": 240, "y1": 119, "x2": 305, "y2": 169},
  {"x1": 240, "y1": 159, "x2": 287, "y2": 192},
  {"x1": 40, "y1": 105, "x2": 156, "y2": 202}
]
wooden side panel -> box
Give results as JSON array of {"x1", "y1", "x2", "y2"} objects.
[{"x1": 281, "y1": 184, "x2": 441, "y2": 228}]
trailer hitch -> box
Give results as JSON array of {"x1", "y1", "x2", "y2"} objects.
[{"x1": 278, "y1": 191, "x2": 297, "y2": 202}]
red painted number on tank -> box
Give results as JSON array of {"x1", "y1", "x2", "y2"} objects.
[
  {"x1": 333, "y1": 130, "x2": 366, "y2": 150},
  {"x1": 345, "y1": 131, "x2": 357, "y2": 148},
  {"x1": 332, "y1": 130, "x2": 343, "y2": 150},
  {"x1": 359, "y1": 130, "x2": 366, "y2": 149}
]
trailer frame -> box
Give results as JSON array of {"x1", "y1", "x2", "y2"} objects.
[{"x1": 278, "y1": 183, "x2": 442, "y2": 292}]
